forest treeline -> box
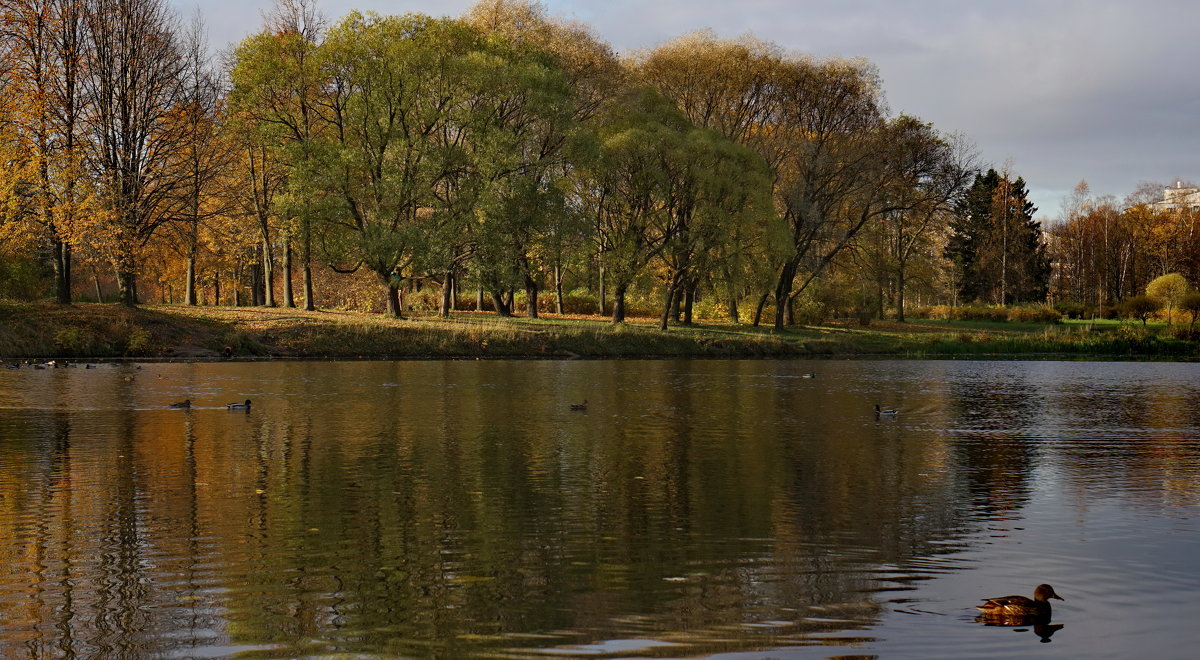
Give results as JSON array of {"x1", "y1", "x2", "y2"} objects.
[{"x1": 0, "y1": 0, "x2": 1192, "y2": 329}]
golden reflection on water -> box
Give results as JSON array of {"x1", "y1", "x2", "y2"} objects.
[{"x1": 1, "y1": 360, "x2": 1200, "y2": 658}]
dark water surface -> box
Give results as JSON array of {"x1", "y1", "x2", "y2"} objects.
[{"x1": 1, "y1": 359, "x2": 1199, "y2": 658}]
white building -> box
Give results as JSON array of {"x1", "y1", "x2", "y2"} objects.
[{"x1": 1154, "y1": 181, "x2": 1200, "y2": 212}]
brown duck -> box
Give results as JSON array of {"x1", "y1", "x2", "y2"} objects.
[{"x1": 978, "y1": 584, "x2": 1064, "y2": 618}]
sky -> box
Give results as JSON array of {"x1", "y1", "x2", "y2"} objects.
[{"x1": 184, "y1": 0, "x2": 1200, "y2": 221}]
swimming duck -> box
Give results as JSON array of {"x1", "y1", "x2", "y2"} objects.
[
  {"x1": 977, "y1": 584, "x2": 1064, "y2": 618},
  {"x1": 227, "y1": 399, "x2": 252, "y2": 410},
  {"x1": 569, "y1": 399, "x2": 588, "y2": 411},
  {"x1": 800, "y1": 373, "x2": 816, "y2": 379},
  {"x1": 874, "y1": 404, "x2": 898, "y2": 417},
  {"x1": 168, "y1": 399, "x2": 192, "y2": 409}
]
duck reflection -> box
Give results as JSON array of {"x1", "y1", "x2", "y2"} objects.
[{"x1": 976, "y1": 615, "x2": 1064, "y2": 643}]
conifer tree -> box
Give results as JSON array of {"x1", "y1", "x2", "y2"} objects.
[{"x1": 946, "y1": 168, "x2": 1049, "y2": 304}]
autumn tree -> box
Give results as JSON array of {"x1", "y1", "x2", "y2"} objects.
[
  {"x1": 83, "y1": 0, "x2": 189, "y2": 305},
  {"x1": 165, "y1": 12, "x2": 230, "y2": 306},
  {"x1": 1, "y1": 0, "x2": 90, "y2": 303}
]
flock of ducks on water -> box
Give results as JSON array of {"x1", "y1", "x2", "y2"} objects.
[
  {"x1": 11, "y1": 360, "x2": 1065, "y2": 634},
  {"x1": 6, "y1": 360, "x2": 98, "y2": 370},
  {"x1": 169, "y1": 398, "x2": 252, "y2": 411}
]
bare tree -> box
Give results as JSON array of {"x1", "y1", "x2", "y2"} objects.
[{"x1": 83, "y1": 0, "x2": 188, "y2": 305}]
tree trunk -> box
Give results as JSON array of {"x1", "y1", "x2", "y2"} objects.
[
  {"x1": 302, "y1": 217, "x2": 315, "y2": 311},
  {"x1": 773, "y1": 261, "x2": 799, "y2": 330},
  {"x1": 683, "y1": 283, "x2": 695, "y2": 325},
  {"x1": 727, "y1": 293, "x2": 740, "y2": 323},
  {"x1": 752, "y1": 291, "x2": 769, "y2": 327},
  {"x1": 250, "y1": 261, "x2": 263, "y2": 306},
  {"x1": 385, "y1": 281, "x2": 403, "y2": 318},
  {"x1": 262, "y1": 236, "x2": 275, "y2": 306},
  {"x1": 440, "y1": 270, "x2": 453, "y2": 318},
  {"x1": 52, "y1": 240, "x2": 71, "y2": 304},
  {"x1": 895, "y1": 263, "x2": 907, "y2": 322},
  {"x1": 214, "y1": 272, "x2": 221, "y2": 306},
  {"x1": 490, "y1": 290, "x2": 512, "y2": 317},
  {"x1": 525, "y1": 273, "x2": 539, "y2": 319},
  {"x1": 92, "y1": 270, "x2": 103, "y2": 303},
  {"x1": 554, "y1": 263, "x2": 564, "y2": 314},
  {"x1": 185, "y1": 243, "x2": 197, "y2": 306},
  {"x1": 659, "y1": 283, "x2": 676, "y2": 331},
  {"x1": 598, "y1": 263, "x2": 606, "y2": 317},
  {"x1": 283, "y1": 235, "x2": 295, "y2": 308},
  {"x1": 477, "y1": 284, "x2": 485, "y2": 312},
  {"x1": 117, "y1": 269, "x2": 137, "y2": 307},
  {"x1": 612, "y1": 284, "x2": 627, "y2": 323}
]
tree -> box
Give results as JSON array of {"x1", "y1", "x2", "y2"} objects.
[
  {"x1": 1146, "y1": 273, "x2": 1191, "y2": 324},
  {"x1": 1122, "y1": 295, "x2": 1161, "y2": 327},
  {"x1": 581, "y1": 88, "x2": 687, "y2": 323},
  {"x1": 1, "y1": 0, "x2": 91, "y2": 303},
  {"x1": 1180, "y1": 291, "x2": 1200, "y2": 333},
  {"x1": 462, "y1": 0, "x2": 619, "y2": 319},
  {"x1": 947, "y1": 167, "x2": 1049, "y2": 305},
  {"x1": 83, "y1": 0, "x2": 188, "y2": 305},
  {"x1": 227, "y1": 0, "x2": 326, "y2": 311}
]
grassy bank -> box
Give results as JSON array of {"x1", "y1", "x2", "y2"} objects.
[{"x1": 1, "y1": 302, "x2": 1197, "y2": 360}]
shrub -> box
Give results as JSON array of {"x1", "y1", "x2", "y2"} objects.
[
  {"x1": 953, "y1": 305, "x2": 1008, "y2": 322},
  {"x1": 1007, "y1": 304, "x2": 1062, "y2": 324},
  {"x1": 54, "y1": 327, "x2": 91, "y2": 355},
  {"x1": 1180, "y1": 292, "x2": 1200, "y2": 330},
  {"x1": 124, "y1": 326, "x2": 154, "y2": 355},
  {"x1": 1121, "y1": 295, "x2": 1162, "y2": 326},
  {"x1": 1054, "y1": 301, "x2": 1089, "y2": 319},
  {"x1": 0, "y1": 254, "x2": 51, "y2": 301}
]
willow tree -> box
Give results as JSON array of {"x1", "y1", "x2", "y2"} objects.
[
  {"x1": 227, "y1": 0, "x2": 326, "y2": 310},
  {"x1": 455, "y1": 33, "x2": 577, "y2": 319},
  {"x1": 462, "y1": 0, "x2": 618, "y2": 318}
]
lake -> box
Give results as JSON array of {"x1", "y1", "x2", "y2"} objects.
[{"x1": 2, "y1": 359, "x2": 1199, "y2": 658}]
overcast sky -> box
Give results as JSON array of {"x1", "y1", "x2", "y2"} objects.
[{"x1": 184, "y1": 0, "x2": 1200, "y2": 221}]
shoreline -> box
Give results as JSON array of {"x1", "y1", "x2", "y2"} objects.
[{"x1": 2, "y1": 301, "x2": 1198, "y2": 362}]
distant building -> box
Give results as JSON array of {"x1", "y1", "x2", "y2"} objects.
[{"x1": 1154, "y1": 181, "x2": 1200, "y2": 212}]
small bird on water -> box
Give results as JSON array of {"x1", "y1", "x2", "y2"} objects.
[
  {"x1": 569, "y1": 399, "x2": 588, "y2": 411},
  {"x1": 977, "y1": 584, "x2": 1064, "y2": 619},
  {"x1": 227, "y1": 399, "x2": 252, "y2": 410},
  {"x1": 168, "y1": 399, "x2": 192, "y2": 409},
  {"x1": 874, "y1": 404, "x2": 898, "y2": 418}
]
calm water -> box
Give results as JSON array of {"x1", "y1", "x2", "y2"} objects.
[{"x1": 1, "y1": 359, "x2": 1199, "y2": 659}]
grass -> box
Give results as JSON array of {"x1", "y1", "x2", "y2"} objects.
[{"x1": 1, "y1": 301, "x2": 1197, "y2": 360}]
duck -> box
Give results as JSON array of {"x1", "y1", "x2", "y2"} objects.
[
  {"x1": 874, "y1": 404, "x2": 898, "y2": 417},
  {"x1": 168, "y1": 399, "x2": 192, "y2": 409},
  {"x1": 569, "y1": 399, "x2": 588, "y2": 411},
  {"x1": 226, "y1": 399, "x2": 252, "y2": 410},
  {"x1": 977, "y1": 584, "x2": 1064, "y2": 619},
  {"x1": 4, "y1": 363, "x2": 18, "y2": 370},
  {"x1": 800, "y1": 373, "x2": 816, "y2": 379}
]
